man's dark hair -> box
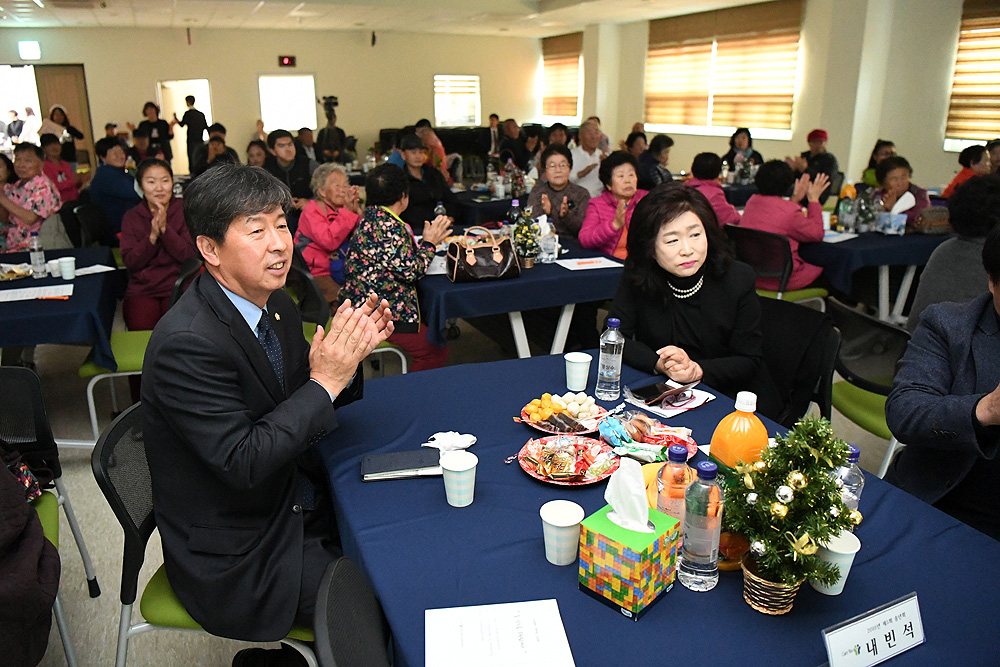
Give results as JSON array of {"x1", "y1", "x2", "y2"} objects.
[
  {"x1": 959, "y1": 145, "x2": 988, "y2": 168},
  {"x1": 540, "y1": 143, "x2": 573, "y2": 171},
  {"x1": 183, "y1": 163, "x2": 292, "y2": 244},
  {"x1": 142, "y1": 101, "x2": 159, "y2": 116},
  {"x1": 625, "y1": 132, "x2": 647, "y2": 151},
  {"x1": 755, "y1": 159, "x2": 796, "y2": 196},
  {"x1": 39, "y1": 133, "x2": 60, "y2": 148},
  {"x1": 95, "y1": 137, "x2": 121, "y2": 159},
  {"x1": 983, "y1": 223, "x2": 1000, "y2": 283},
  {"x1": 208, "y1": 122, "x2": 227, "y2": 136},
  {"x1": 13, "y1": 143, "x2": 44, "y2": 159},
  {"x1": 136, "y1": 158, "x2": 173, "y2": 181},
  {"x1": 132, "y1": 126, "x2": 151, "y2": 139},
  {"x1": 489, "y1": 113, "x2": 499, "y2": 121},
  {"x1": 267, "y1": 129, "x2": 293, "y2": 149},
  {"x1": 414, "y1": 118, "x2": 432, "y2": 130},
  {"x1": 598, "y1": 151, "x2": 638, "y2": 188},
  {"x1": 691, "y1": 152, "x2": 722, "y2": 180},
  {"x1": 297, "y1": 127, "x2": 312, "y2": 135},
  {"x1": 208, "y1": 136, "x2": 226, "y2": 145},
  {"x1": 365, "y1": 164, "x2": 409, "y2": 207},
  {"x1": 523, "y1": 125, "x2": 542, "y2": 139},
  {"x1": 949, "y1": 174, "x2": 1000, "y2": 238},
  {"x1": 987, "y1": 138, "x2": 1000, "y2": 153},
  {"x1": 548, "y1": 122, "x2": 568, "y2": 139},
  {"x1": 648, "y1": 134, "x2": 674, "y2": 157},
  {"x1": 875, "y1": 156, "x2": 912, "y2": 186},
  {"x1": 185, "y1": 95, "x2": 196, "y2": 105}
]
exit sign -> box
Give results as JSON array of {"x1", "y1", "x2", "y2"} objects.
[{"x1": 278, "y1": 55, "x2": 296, "y2": 67}]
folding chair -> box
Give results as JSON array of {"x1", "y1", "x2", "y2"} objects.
[
  {"x1": 314, "y1": 558, "x2": 392, "y2": 667},
  {"x1": 724, "y1": 224, "x2": 828, "y2": 308},
  {"x1": 78, "y1": 330, "x2": 152, "y2": 440},
  {"x1": 32, "y1": 491, "x2": 78, "y2": 666}
]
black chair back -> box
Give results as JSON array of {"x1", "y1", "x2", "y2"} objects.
[
  {"x1": 288, "y1": 247, "x2": 332, "y2": 325},
  {"x1": 90, "y1": 403, "x2": 153, "y2": 605},
  {"x1": 0, "y1": 367, "x2": 61, "y2": 481},
  {"x1": 724, "y1": 224, "x2": 793, "y2": 294},
  {"x1": 168, "y1": 257, "x2": 204, "y2": 307},
  {"x1": 74, "y1": 203, "x2": 115, "y2": 247},
  {"x1": 829, "y1": 171, "x2": 845, "y2": 201},
  {"x1": 826, "y1": 297, "x2": 911, "y2": 395},
  {"x1": 314, "y1": 558, "x2": 392, "y2": 667}
]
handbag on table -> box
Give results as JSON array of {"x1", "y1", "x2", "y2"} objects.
[
  {"x1": 908, "y1": 206, "x2": 951, "y2": 235},
  {"x1": 445, "y1": 226, "x2": 521, "y2": 283}
]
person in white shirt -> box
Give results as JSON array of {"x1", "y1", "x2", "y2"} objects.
[{"x1": 571, "y1": 120, "x2": 603, "y2": 197}]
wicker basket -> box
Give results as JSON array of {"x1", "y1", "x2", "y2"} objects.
[{"x1": 741, "y1": 555, "x2": 803, "y2": 615}]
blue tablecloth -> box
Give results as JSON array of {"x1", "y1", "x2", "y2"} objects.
[
  {"x1": 418, "y1": 238, "x2": 622, "y2": 346},
  {"x1": 799, "y1": 233, "x2": 950, "y2": 294},
  {"x1": 453, "y1": 191, "x2": 513, "y2": 227},
  {"x1": 0, "y1": 247, "x2": 118, "y2": 370},
  {"x1": 318, "y1": 354, "x2": 1000, "y2": 667},
  {"x1": 723, "y1": 182, "x2": 758, "y2": 207}
]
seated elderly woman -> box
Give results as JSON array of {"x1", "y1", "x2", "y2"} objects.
[
  {"x1": 579, "y1": 151, "x2": 649, "y2": 259},
  {"x1": 739, "y1": 160, "x2": 828, "y2": 291},
  {"x1": 683, "y1": 152, "x2": 740, "y2": 227},
  {"x1": 525, "y1": 144, "x2": 591, "y2": 237},
  {"x1": 942, "y1": 144, "x2": 992, "y2": 199},
  {"x1": 608, "y1": 184, "x2": 778, "y2": 411},
  {"x1": 341, "y1": 163, "x2": 452, "y2": 372},
  {"x1": 0, "y1": 143, "x2": 61, "y2": 251},
  {"x1": 89, "y1": 136, "x2": 142, "y2": 238},
  {"x1": 623, "y1": 131, "x2": 647, "y2": 159},
  {"x1": 875, "y1": 156, "x2": 929, "y2": 225},
  {"x1": 721, "y1": 128, "x2": 763, "y2": 168},
  {"x1": 637, "y1": 134, "x2": 674, "y2": 191},
  {"x1": 293, "y1": 162, "x2": 362, "y2": 304}
]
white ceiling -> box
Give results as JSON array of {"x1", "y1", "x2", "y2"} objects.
[{"x1": 0, "y1": 0, "x2": 771, "y2": 37}]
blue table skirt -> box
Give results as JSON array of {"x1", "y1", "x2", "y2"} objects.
[
  {"x1": 318, "y1": 354, "x2": 1000, "y2": 667},
  {"x1": 723, "y1": 183, "x2": 758, "y2": 207},
  {"x1": 0, "y1": 247, "x2": 117, "y2": 370},
  {"x1": 799, "y1": 233, "x2": 950, "y2": 294},
  {"x1": 453, "y1": 191, "x2": 513, "y2": 227},
  {"x1": 418, "y1": 238, "x2": 622, "y2": 346}
]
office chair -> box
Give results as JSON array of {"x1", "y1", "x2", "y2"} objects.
[
  {"x1": 724, "y1": 224, "x2": 828, "y2": 307},
  {"x1": 314, "y1": 558, "x2": 392, "y2": 667},
  {"x1": 168, "y1": 257, "x2": 204, "y2": 307},
  {"x1": 32, "y1": 491, "x2": 78, "y2": 666}
]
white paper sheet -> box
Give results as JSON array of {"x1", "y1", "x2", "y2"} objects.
[
  {"x1": 425, "y1": 599, "x2": 575, "y2": 667},
  {"x1": 0, "y1": 283, "x2": 74, "y2": 302},
  {"x1": 823, "y1": 231, "x2": 859, "y2": 243},
  {"x1": 74, "y1": 264, "x2": 117, "y2": 276},
  {"x1": 554, "y1": 257, "x2": 622, "y2": 271},
  {"x1": 425, "y1": 255, "x2": 449, "y2": 276}
]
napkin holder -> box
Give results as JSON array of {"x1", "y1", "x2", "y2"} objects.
[{"x1": 577, "y1": 504, "x2": 680, "y2": 621}]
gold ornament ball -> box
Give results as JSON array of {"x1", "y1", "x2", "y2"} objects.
[
  {"x1": 770, "y1": 502, "x2": 788, "y2": 519},
  {"x1": 754, "y1": 460, "x2": 766, "y2": 471},
  {"x1": 849, "y1": 510, "x2": 863, "y2": 525},
  {"x1": 787, "y1": 471, "x2": 808, "y2": 490}
]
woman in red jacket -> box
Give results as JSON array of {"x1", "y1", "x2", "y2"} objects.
[{"x1": 120, "y1": 158, "x2": 198, "y2": 331}]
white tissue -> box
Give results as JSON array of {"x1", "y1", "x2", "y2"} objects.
[
  {"x1": 604, "y1": 457, "x2": 654, "y2": 533},
  {"x1": 420, "y1": 432, "x2": 477, "y2": 460},
  {"x1": 890, "y1": 191, "x2": 915, "y2": 214}
]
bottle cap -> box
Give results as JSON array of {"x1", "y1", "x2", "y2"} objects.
[
  {"x1": 695, "y1": 461, "x2": 718, "y2": 480},
  {"x1": 607, "y1": 317, "x2": 620, "y2": 328},
  {"x1": 734, "y1": 391, "x2": 756, "y2": 412},
  {"x1": 511, "y1": 199, "x2": 519, "y2": 206},
  {"x1": 668, "y1": 445, "x2": 688, "y2": 463},
  {"x1": 847, "y1": 444, "x2": 860, "y2": 463},
  {"x1": 30, "y1": 231, "x2": 39, "y2": 236}
]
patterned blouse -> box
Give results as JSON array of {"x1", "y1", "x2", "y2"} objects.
[
  {"x1": 3, "y1": 174, "x2": 62, "y2": 251},
  {"x1": 341, "y1": 205, "x2": 436, "y2": 332}
]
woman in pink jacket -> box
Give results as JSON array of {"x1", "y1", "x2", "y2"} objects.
[
  {"x1": 738, "y1": 160, "x2": 829, "y2": 291},
  {"x1": 579, "y1": 151, "x2": 648, "y2": 258},
  {"x1": 684, "y1": 152, "x2": 741, "y2": 227}
]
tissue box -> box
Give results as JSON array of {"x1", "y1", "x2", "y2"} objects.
[{"x1": 577, "y1": 504, "x2": 680, "y2": 621}]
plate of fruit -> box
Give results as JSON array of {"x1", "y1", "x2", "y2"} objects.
[
  {"x1": 518, "y1": 392, "x2": 607, "y2": 435},
  {"x1": 518, "y1": 435, "x2": 619, "y2": 486}
]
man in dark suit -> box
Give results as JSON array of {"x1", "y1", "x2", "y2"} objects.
[
  {"x1": 885, "y1": 224, "x2": 1000, "y2": 540},
  {"x1": 142, "y1": 163, "x2": 393, "y2": 664}
]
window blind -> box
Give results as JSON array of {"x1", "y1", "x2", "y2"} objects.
[
  {"x1": 433, "y1": 75, "x2": 480, "y2": 127},
  {"x1": 542, "y1": 33, "x2": 582, "y2": 117},
  {"x1": 945, "y1": 6, "x2": 1000, "y2": 140}
]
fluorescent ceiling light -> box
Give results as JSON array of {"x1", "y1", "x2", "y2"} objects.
[
  {"x1": 32, "y1": 0, "x2": 44, "y2": 7},
  {"x1": 18, "y1": 40, "x2": 41, "y2": 60}
]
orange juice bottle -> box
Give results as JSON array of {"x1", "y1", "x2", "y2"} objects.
[
  {"x1": 840, "y1": 182, "x2": 857, "y2": 199},
  {"x1": 709, "y1": 392, "x2": 768, "y2": 470}
]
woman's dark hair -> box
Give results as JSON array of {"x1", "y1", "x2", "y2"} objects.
[
  {"x1": 984, "y1": 223, "x2": 1000, "y2": 283},
  {"x1": 625, "y1": 183, "x2": 731, "y2": 297},
  {"x1": 754, "y1": 160, "x2": 795, "y2": 196},
  {"x1": 0, "y1": 154, "x2": 15, "y2": 184},
  {"x1": 142, "y1": 101, "x2": 160, "y2": 117},
  {"x1": 540, "y1": 143, "x2": 573, "y2": 170},
  {"x1": 136, "y1": 158, "x2": 173, "y2": 182},
  {"x1": 523, "y1": 125, "x2": 542, "y2": 139},
  {"x1": 183, "y1": 163, "x2": 292, "y2": 244},
  {"x1": 598, "y1": 151, "x2": 638, "y2": 188},
  {"x1": 49, "y1": 106, "x2": 69, "y2": 125},
  {"x1": 39, "y1": 133, "x2": 61, "y2": 148},
  {"x1": 866, "y1": 139, "x2": 895, "y2": 170},
  {"x1": 949, "y1": 174, "x2": 1000, "y2": 238},
  {"x1": 246, "y1": 139, "x2": 268, "y2": 158},
  {"x1": 95, "y1": 136, "x2": 121, "y2": 159},
  {"x1": 875, "y1": 156, "x2": 912, "y2": 186},
  {"x1": 729, "y1": 128, "x2": 752, "y2": 150},
  {"x1": 959, "y1": 145, "x2": 988, "y2": 168},
  {"x1": 365, "y1": 164, "x2": 409, "y2": 207},
  {"x1": 691, "y1": 152, "x2": 722, "y2": 180},
  {"x1": 649, "y1": 134, "x2": 674, "y2": 157},
  {"x1": 626, "y1": 132, "x2": 647, "y2": 151}
]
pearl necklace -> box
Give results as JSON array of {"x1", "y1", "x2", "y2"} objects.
[{"x1": 669, "y1": 276, "x2": 704, "y2": 299}]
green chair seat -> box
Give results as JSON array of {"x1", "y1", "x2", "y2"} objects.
[
  {"x1": 32, "y1": 490, "x2": 59, "y2": 548},
  {"x1": 832, "y1": 380, "x2": 893, "y2": 441},
  {"x1": 140, "y1": 565, "x2": 314, "y2": 642},
  {"x1": 112, "y1": 247, "x2": 124, "y2": 269},
  {"x1": 757, "y1": 287, "x2": 829, "y2": 302},
  {"x1": 79, "y1": 330, "x2": 153, "y2": 377}
]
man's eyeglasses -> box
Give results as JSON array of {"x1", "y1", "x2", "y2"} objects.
[{"x1": 662, "y1": 389, "x2": 695, "y2": 408}]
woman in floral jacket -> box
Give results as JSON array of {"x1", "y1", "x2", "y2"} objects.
[{"x1": 341, "y1": 164, "x2": 452, "y2": 371}]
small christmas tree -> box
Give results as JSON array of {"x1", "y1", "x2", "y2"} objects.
[
  {"x1": 723, "y1": 416, "x2": 861, "y2": 586},
  {"x1": 513, "y1": 214, "x2": 540, "y2": 258}
]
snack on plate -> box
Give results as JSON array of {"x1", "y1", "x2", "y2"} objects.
[
  {"x1": 521, "y1": 392, "x2": 602, "y2": 429},
  {"x1": 604, "y1": 411, "x2": 699, "y2": 461},
  {"x1": 0, "y1": 263, "x2": 32, "y2": 281},
  {"x1": 522, "y1": 436, "x2": 615, "y2": 481}
]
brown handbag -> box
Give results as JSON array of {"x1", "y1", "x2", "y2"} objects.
[
  {"x1": 445, "y1": 226, "x2": 521, "y2": 282},
  {"x1": 908, "y1": 206, "x2": 952, "y2": 235}
]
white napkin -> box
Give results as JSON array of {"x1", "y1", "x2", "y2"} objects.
[
  {"x1": 604, "y1": 457, "x2": 654, "y2": 533},
  {"x1": 890, "y1": 191, "x2": 915, "y2": 214},
  {"x1": 420, "y1": 431, "x2": 477, "y2": 460}
]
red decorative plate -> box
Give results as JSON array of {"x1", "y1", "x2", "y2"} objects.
[
  {"x1": 517, "y1": 406, "x2": 608, "y2": 435},
  {"x1": 517, "y1": 436, "x2": 620, "y2": 486}
]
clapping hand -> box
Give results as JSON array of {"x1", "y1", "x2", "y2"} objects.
[
  {"x1": 976, "y1": 379, "x2": 1000, "y2": 427},
  {"x1": 806, "y1": 172, "x2": 830, "y2": 203},
  {"x1": 559, "y1": 197, "x2": 570, "y2": 218},
  {"x1": 655, "y1": 345, "x2": 703, "y2": 384},
  {"x1": 791, "y1": 174, "x2": 811, "y2": 202},
  {"x1": 148, "y1": 201, "x2": 168, "y2": 244},
  {"x1": 308, "y1": 297, "x2": 395, "y2": 396},
  {"x1": 540, "y1": 193, "x2": 552, "y2": 216},
  {"x1": 613, "y1": 199, "x2": 628, "y2": 230},
  {"x1": 422, "y1": 215, "x2": 453, "y2": 247},
  {"x1": 346, "y1": 185, "x2": 362, "y2": 215}
]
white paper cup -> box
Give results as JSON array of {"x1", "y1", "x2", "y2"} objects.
[
  {"x1": 58, "y1": 256, "x2": 76, "y2": 280},
  {"x1": 822, "y1": 210, "x2": 832, "y2": 230},
  {"x1": 540, "y1": 500, "x2": 585, "y2": 566},
  {"x1": 440, "y1": 451, "x2": 478, "y2": 508},
  {"x1": 564, "y1": 352, "x2": 592, "y2": 392},
  {"x1": 46, "y1": 259, "x2": 61, "y2": 277},
  {"x1": 810, "y1": 529, "x2": 861, "y2": 595}
]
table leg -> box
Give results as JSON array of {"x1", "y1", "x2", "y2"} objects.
[
  {"x1": 549, "y1": 304, "x2": 576, "y2": 355},
  {"x1": 508, "y1": 311, "x2": 531, "y2": 359},
  {"x1": 890, "y1": 265, "x2": 917, "y2": 325},
  {"x1": 878, "y1": 265, "x2": 890, "y2": 321}
]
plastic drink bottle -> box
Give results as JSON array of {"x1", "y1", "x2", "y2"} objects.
[
  {"x1": 29, "y1": 232, "x2": 45, "y2": 278},
  {"x1": 678, "y1": 461, "x2": 724, "y2": 592},
  {"x1": 834, "y1": 445, "x2": 865, "y2": 512},
  {"x1": 595, "y1": 318, "x2": 624, "y2": 401},
  {"x1": 657, "y1": 444, "x2": 696, "y2": 527},
  {"x1": 433, "y1": 201, "x2": 447, "y2": 218},
  {"x1": 507, "y1": 199, "x2": 521, "y2": 225},
  {"x1": 709, "y1": 391, "x2": 768, "y2": 470}
]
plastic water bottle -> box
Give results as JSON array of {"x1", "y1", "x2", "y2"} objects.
[
  {"x1": 834, "y1": 445, "x2": 865, "y2": 512},
  {"x1": 433, "y1": 201, "x2": 447, "y2": 218},
  {"x1": 506, "y1": 199, "x2": 521, "y2": 226},
  {"x1": 595, "y1": 318, "x2": 624, "y2": 401},
  {"x1": 709, "y1": 391, "x2": 768, "y2": 471},
  {"x1": 678, "y1": 461, "x2": 724, "y2": 592},
  {"x1": 28, "y1": 232, "x2": 45, "y2": 278},
  {"x1": 657, "y1": 444, "x2": 695, "y2": 527}
]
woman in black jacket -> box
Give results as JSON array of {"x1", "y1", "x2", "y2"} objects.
[{"x1": 134, "y1": 101, "x2": 174, "y2": 163}]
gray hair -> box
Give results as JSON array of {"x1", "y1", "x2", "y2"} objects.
[{"x1": 311, "y1": 162, "x2": 348, "y2": 197}]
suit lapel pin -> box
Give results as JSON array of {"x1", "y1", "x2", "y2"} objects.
[{"x1": 274, "y1": 313, "x2": 281, "y2": 321}]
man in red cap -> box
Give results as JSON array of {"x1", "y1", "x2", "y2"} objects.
[{"x1": 786, "y1": 128, "x2": 839, "y2": 204}]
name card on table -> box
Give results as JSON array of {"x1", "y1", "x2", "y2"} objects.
[
  {"x1": 822, "y1": 592, "x2": 924, "y2": 667},
  {"x1": 0, "y1": 284, "x2": 74, "y2": 302},
  {"x1": 554, "y1": 257, "x2": 622, "y2": 271}
]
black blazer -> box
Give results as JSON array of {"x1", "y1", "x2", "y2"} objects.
[{"x1": 142, "y1": 272, "x2": 360, "y2": 641}]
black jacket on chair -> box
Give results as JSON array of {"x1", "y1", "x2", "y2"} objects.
[{"x1": 142, "y1": 272, "x2": 361, "y2": 641}]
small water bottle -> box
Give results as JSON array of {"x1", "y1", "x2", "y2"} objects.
[
  {"x1": 595, "y1": 318, "x2": 625, "y2": 401},
  {"x1": 507, "y1": 199, "x2": 521, "y2": 226},
  {"x1": 433, "y1": 201, "x2": 447, "y2": 218},
  {"x1": 678, "y1": 461, "x2": 724, "y2": 592},
  {"x1": 834, "y1": 445, "x2": 865, "y2": 512},
  {"x1": 28, "y1": 232, "x2": 45, "y2": 278},
  {"x1": 657, "y1": 445, "x2": 695, "y2": 527}
]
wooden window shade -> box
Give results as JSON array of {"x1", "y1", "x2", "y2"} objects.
[
  {"x1": 542, "y1": 33, "x2": 582, "y2": 117},
  {"x1": 945, "y1": 11, "x2": 1000, "y2": 140},
  {"x1": 644, "y1": 41, "x2": 713, "y2": 125},
  {"x1": 712, "y1": 30, "x2": 800, "y2": 129}
]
